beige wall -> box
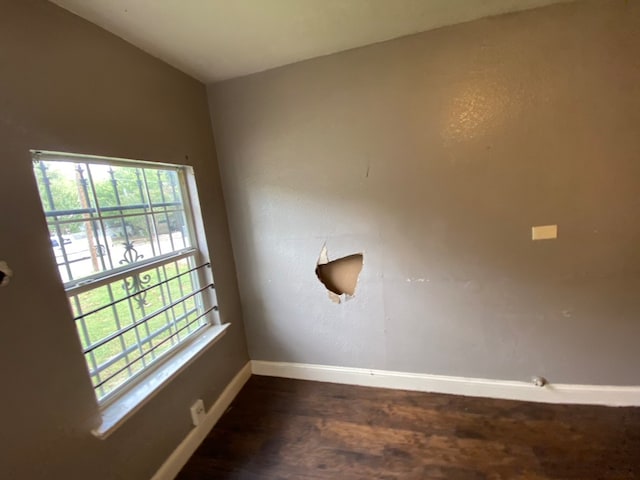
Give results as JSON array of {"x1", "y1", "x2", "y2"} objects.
[
  {"x1": 0, "y1": 1, "x2": 248, "y2": 479},
  {"x1": 209, "y1": 0, "x2": 640, "y2": 385}
]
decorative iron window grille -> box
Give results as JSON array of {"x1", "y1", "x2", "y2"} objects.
[{"x1": 32, "y1": 151, "x2": 218, "y2": 402}]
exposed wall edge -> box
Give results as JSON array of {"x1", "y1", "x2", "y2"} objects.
[
  {"x1": 251, "y1": 361, "x2": 640, "y2": 407},
  {"x1": 150, "y1": 361, "x2": 252, "y2": 480}
]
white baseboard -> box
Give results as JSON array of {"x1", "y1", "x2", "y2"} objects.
[
  {"x1": 251, "y1": 361, "x2": 640, "y2": 407},
  {"x1": 150, "y1": 361, "x2": 252, "y2": 480},
  {"x1": 150, "y1": 359, "x2": 639, "y2": 480}
]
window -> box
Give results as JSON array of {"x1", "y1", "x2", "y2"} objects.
[{"x1": 32, "y1": 151, "x2": 221, "y2": 405}]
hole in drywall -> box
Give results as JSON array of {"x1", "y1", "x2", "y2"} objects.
[{"x1": 315, "y1": 245, "x2": 364, "y2": 304}]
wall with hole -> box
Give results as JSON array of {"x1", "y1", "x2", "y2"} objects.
[{"x1": 208, "y1": 0, "x2": 640, "y2": 384}]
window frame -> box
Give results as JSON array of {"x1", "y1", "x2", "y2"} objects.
[{"x1": 32, "y1": 150, "x2": 229, "y2": 436}]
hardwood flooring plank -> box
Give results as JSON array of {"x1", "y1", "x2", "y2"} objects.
[{"x1": 177, "y1": 376, "x2": 640, "y2": 480}]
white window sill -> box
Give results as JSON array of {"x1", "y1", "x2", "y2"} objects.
[{"x1": 91, "y1": 323, "x2": 230, "y2": 439}]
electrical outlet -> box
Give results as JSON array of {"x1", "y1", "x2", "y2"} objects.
[{"x1": 190, "y1": 399, "x2": 206, "y2": 426}]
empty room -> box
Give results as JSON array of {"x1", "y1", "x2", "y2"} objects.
[{"x1": 1, "y1": 0, "x2": 639, "y2": 479}]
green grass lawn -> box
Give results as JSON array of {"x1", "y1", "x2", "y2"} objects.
[{"x1": 70, "y1": 258, "x2": 208, "y2": 399}]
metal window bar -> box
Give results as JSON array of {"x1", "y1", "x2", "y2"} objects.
[
  {"x1": 106, "y1": 283, "x2": 133, "y2": 377},
  {"x1": 39, "y1": 167, "x2": 187, "y2": 285},
  {"x1": 141, "y1": 169, "x2": 163, "y2": 256},
  {"x1": 158, "y1": 265, "x2": 180, "y2": 345},
  {"x1": 123, "y1": 283, "x2": 148, "y2": 370},
  {"x1": 94, "y1": 305, "x2": 217, "y2": 391},
  {"x1": 82, "y1": 283, "x2": 215, "y2": 355},
  {"x1": 153, "y1": 263, "x2": 179, "y2": 352},
  {"x1": 71, "y1": 295, "x2": 105, "y2": 397},
  {"x1": 76, "y1": 164, "x2": 111, "y2": 274},
  {"x1": 45, "y1": 210, "x2": 186, "y2": 233},
  {"x1": 173, "y1": 259, "x2": 193, "y2": 335},
  {"x1": 65, "y1": 248, "x2": 197, "y2": 294},
  {"x1": 85, "y1": 165, "x2": 118, "y2": 273},
  {"x1": 43, "y1": 202, "x2": 182, "y2": 217},
  {"x1": 38, "y1": 162, "x2": 75, "y2": 282},
  {"x1": 99, "y1": 164, "x2": 151, "y2": 367},
  {"x1": 156, "y1": 170, "x2": 178, "y2": 254},
  {"x1": 161, "y1": 263, "x2": 184, "y2": 343},
  {"x1": 81, "y1": 171, "x2": 121, "y2": 300},
  {"x1": 78, "y1": 259, "x2": 214, "y2": 399},
  {"x1": 171, "y1": 171, "x2": 192, "y2": 250},
  {"x1": 106, "y1": 165, "x2": 133, "y2": 252},
  {"x1": 73, "y1": 262, "x2": 209, "y2": 322},
  {"x1": 190, "y1": 259, "x2": 207, "y2": 332},
  {"x1": 135, "y1": 284, "x2": 154, "y2": 362},
  {"x1": 135, "y1": 168, "x2": 160, "y2": 259},
  {"x1": 88, "y1": 305, "x2": 199, "y2": 377}
]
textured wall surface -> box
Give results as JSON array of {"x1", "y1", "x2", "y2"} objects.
[
  {"x1": 0, "y1": 1, "x2": 248, "y2": 479},
  {"x1": 209, "y1": 0, "x2": 640, "y2": 385}
]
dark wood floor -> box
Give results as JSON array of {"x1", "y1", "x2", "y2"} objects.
[{"x1": 177, "y1": 376, "x2": 640, "y2": 479}]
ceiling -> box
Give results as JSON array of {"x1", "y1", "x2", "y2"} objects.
[{"x1": 51, "y1": 0, "x2": 572, "y2": 83}]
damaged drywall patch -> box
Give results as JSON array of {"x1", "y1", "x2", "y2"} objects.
[{"x1": 315, "y1": 245, "x2": 364, "y2": 304}]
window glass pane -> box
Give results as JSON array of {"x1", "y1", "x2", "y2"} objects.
[
  {"x1": 34, "y1": 160, "x2": 94, "y2": 220},
  {"x1": 69, "y1": 255, "x2": 208, "y2": 400},
  {"x1": 32, "y1": 153, "x2": 216, "y2": 404},
  {"x1": 34, "y1": 159, "x2": 194, "y2": 284},
  {"x1": 48, "y1": 221, "x2": 112, "y2": 283}
]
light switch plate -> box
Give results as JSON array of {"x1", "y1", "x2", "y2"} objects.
[{"x1": 532, "y1": 224, "x2": 558, "y2": 240}]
